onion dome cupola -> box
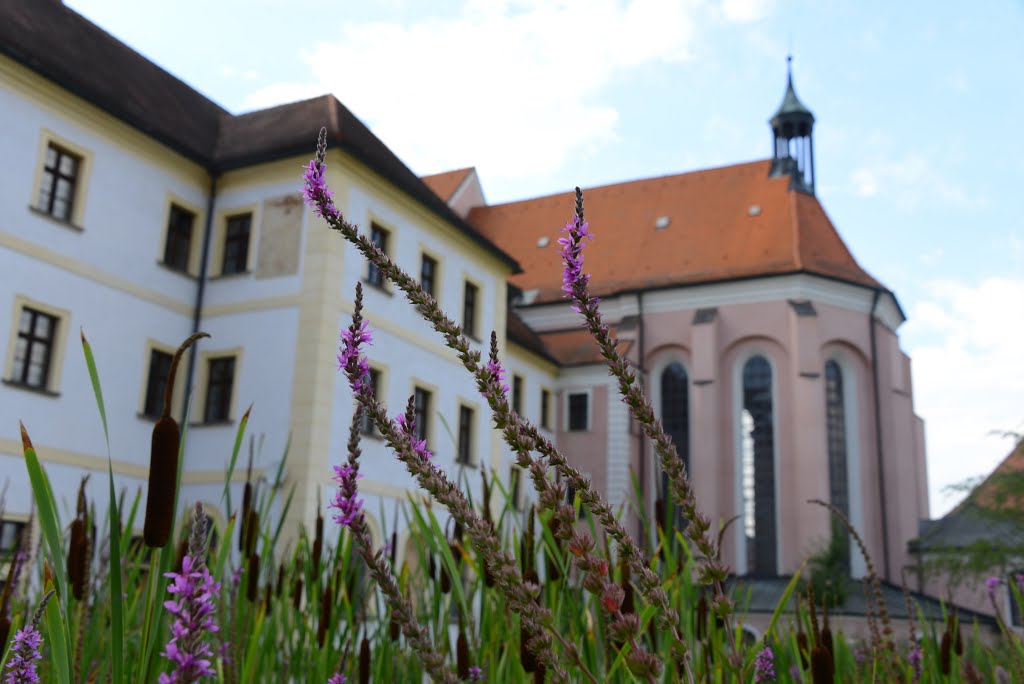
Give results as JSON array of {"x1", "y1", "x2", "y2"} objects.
[{"x1": 769, "y1": 56, "x2": 816, "y2": 194}]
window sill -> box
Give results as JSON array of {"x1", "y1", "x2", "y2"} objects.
[
  {"x1": 28, "y1": 205, "x2": 84, "y2": 232},
  {"x1": 156, "y1": 260, "x2": 198, "y2": 280},
  {"x1": 2, "y1": 379, "x2": 60, "y2": 397},
  {"x1": 209, "y1": 270, "x2": 252, "y2": 281},
  {"x1": 362, "y1": 279, "x2": 392, "y2": 296},
  {"x1": 188, "y1": 419, "x2": 235, "y2": 428}
]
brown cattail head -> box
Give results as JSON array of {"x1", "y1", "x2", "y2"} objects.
[
  {"x1": 695, "y1": 593, "x2": 708, "y2": 641},
  {"x1": 389, "y1": 530, "x2": 398, "y2": 568},
  {"x1": 246, "y1": 552, "x2": 260, "y2": 603},
  {"x1": 955, "y1": 622, "x2": 963, "y2": 656},
  {"x1": 620, "y1": 555, "x2": 634, "y2": 615},
  {"x1": 244, "y1": 509, "x2": 259, "y2": 558},
  {"x1": 293, "y1": 578, "x2": 303, "y2": 611},
  {"x1": 440, "y1": 561, "x2": 452, "y2": 594},
  {"x1": 144, "y1": 332, "x2": 208, "y2": 549},
  {"x1": 0, "y1": 617, "x2": 9, "y2": 651},
  {"x1": 263, "y1": 583, "x2": 272, "y2": 616},
  {"x1": 821, "y1": 603, "x2": 834, "y2": 670},
  {"x1": 359, "y1": 636, "x2": 371, "y2": 684},
  {"x1": 311, "y1": 537, "x2": 322, "y2": 578},
  {"x1": 143, "y1": 417, "x2": 180, "y2": 548},
  {"x1": 810, "y1": 646, "x2": 834, "y2": 684},
  {"x1": 939, "y1": 631, "x2": 952, "y2": 675},
  {"x1": 67, "y1": 518, "x2": 88, "y2": 601},
  {"x1": 238, "y1": 482, "x2": 252, "y2": 553},
  {"x1": 457, "y1": 621, "x2": 470, "y2": 679},
  {"x1": 428, "y1": 553, "x2": 437, "y2": 583},
  {"x1": 317, "y1": 585, "x2": 332, "y2": 647},
  {"x1": 389, "y1": 612, "x2": 400, "y2": 642},
  {"x1": 482, "y1": 557, "x2": 495, "y2": 588}
]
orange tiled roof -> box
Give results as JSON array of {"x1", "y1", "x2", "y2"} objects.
[
  {"x1": 539, "y1": 328, "x2": 632, "y2": 366},
  {"x1": 467, "y1": 161, "x2": 884, "y2": 304},
  {"x1": 421, "y1": 167, "x2": 474, "y2": 202},
  {"x1": 968, "y1": 439, "x2": 1024, "y2": 511}
]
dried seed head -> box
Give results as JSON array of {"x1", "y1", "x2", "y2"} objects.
[
  {"x1": 359, "y1": 636, "x2": 371, "y2": 684},
  {"x1": 143, "y1": 417, "x2": 179, "y2": 548},
  {"x1": 939, "y1": 631, "x2": 952, "y2": 675},
  {"x1": 247, "y1": 552, "x2": 260, "y2": 603},
  {"x1": 457, "y1": 625, "x2": 470, "y2": 679},
  {"x1": 293, "y1": 578, "x2": 304, "y2": 611},
  {"x1": 67, "y1": 518, "x2": 88, "y2": 601},
  {"x1": 810, "y1": 646, "x2": 833, "y2": 684}
]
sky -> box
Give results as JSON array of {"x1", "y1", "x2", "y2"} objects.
[{"x1": 65, "y1": 0, "x2": 1024, "y2": 517}]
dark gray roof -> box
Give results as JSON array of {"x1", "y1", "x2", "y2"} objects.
[
  {"x1": 729, "y1": 576, "x2": 998, "y2": 629},
  {"x1": 0, "y1": 1, "x2": 520, "y2": 272},
  {"x1": 912, "y1": 503, "x2": 1024, "y2": 553},
  {"x1": 770, "y1": 62, "x2": 815, "y2": 128}
]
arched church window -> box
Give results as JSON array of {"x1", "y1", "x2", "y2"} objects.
[
  {"x1": 742, "y1": 355, "x2": 776, "y2": 576},
  {"x1": 660, "y1": 362, "x2": 690, "y2": 529},
  {"x1": 825, "y1": 359, "x2": 851, "y2": 571}
]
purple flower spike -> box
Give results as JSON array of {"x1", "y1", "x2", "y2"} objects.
[
  {"x1": 338, "y1": 319, "x2": 373, "y2": 393},
  {"x1": 327, "y1": 674, "x2": 347, "y2": 684},
  {"x1": 753, "y1": 646, "x2": 775, "y2": 683},
  {"x1": 468, "y1": 666, "x2": 483, "y2": 681},
  {"x1": 908, "y1": 644, "x2": 923, "y2": 682},
  {"x1": 158, "y1": 554, "x2": 222, "y2": 683},
  {"x1": 987, "y1": 576, "x2": 1004, "y2": 598},
  {"x1": 5, "y1": 625, "x2": 43, "y2": 684},
  {"x1": 329, "y1": 463, "x2": 365, "y2": 528}
]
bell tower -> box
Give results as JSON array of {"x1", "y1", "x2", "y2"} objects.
[{"x1": 769, "y1": 56, "x2": 816, "y2": 194}]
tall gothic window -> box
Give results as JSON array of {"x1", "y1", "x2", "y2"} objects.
[
  {"x1": 660, "y1": 362, "x2": 690, "y2": 528},
  {"x1": 742, "y1": 355, "x2": 776, "y2": 576},
  {"x1": 825, "y1": 360, "x2": 851, "y2": 571}
]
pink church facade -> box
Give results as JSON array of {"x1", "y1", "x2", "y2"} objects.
[{"x1": 430, "y1": 67, "x2": 931, "y2": 586}]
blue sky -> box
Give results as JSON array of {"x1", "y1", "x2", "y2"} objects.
[{"x1": 66, "y1": 0, "x2": 1024, "y2": 516}]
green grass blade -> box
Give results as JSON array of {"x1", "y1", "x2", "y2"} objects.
[
  {"x1": 221, "y1": 403, "x2": 253, "y2": 518},
  {"x1": 42, "y1": 581, "x2": 72, "y2": 684},
  {"x1": 81, "y1": 330, "x2": 125, "y2": 684}
]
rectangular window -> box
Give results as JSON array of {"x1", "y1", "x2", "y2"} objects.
[
  {"x1": 457, "y1": 405, "x2": 474, "y2": 466},
  {"x1": 413, "y1": 387, "x2": 431, "y2": 445},
  {"x1": 512, "y1": 375, "x2": 523, "y2": 414},
  {"x1": 568, "y1": 392, "x2": 589, "y2": 432},
  {"x1": 463, "y1": 281, "x2": 478, "y2": 338},
  {"x1": 143, "y1": 349, "x2": 173, "y2": 418},
  {"x1": 11, "y1": 307, "x2": 58, "y2": 390},
  {"x1": 163, "y1": 204, "x2": 195, "y2": 273},
  {"x1": 203, "y1": 356, "x2": 236, "y2": 423},
  {"x1": 367, "y1": 223, "x2": 389, "y2": 288},
  {"x1": 37, "y1": 143, "x2": 81, "y2": 222},
  {"x1": 540, "y1": 389, "x2": 551, "y2": 430},
  {"x1": 420, "y1": 254, "x2": 438, "y2": 297},
  {"x1": 361, "y1": 369, "x2": 381, "y2": 436},
  {"x1": 0, "y1": 520, "x2": 27, "y2": 560},
  {"x1": 221, "y1": 213, "x2": 252, "y2": 275}
]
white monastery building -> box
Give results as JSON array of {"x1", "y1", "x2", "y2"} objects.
[{"x1": 1, "y1": 2, "x2": 930, "y2": 596}]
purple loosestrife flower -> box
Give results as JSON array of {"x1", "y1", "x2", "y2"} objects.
[
  {"x1": 753, "y1": 646, "x2": 775, "y2": 683},
  {"x1": 327, "y1": 674, "x2": 347, "y2": 684},
  {"x1": 557, "y1": 215, "x2": 596, "y2": 313},
  {"x1": 468, "y1": 666, "x2": 483, "y2": 681},
  {"x1": 5, "y1": 626, "x2": 42, "y2": 684},
  {"x1": 986, "y1": 576, "x2": 1004, "y2": 598},
  {"x1": 337, "y1": 319, "x2": 373, "y2": 393},
  {"x1": 329, "y1": 463, "x2": 365, "y2": 528},
  {"x1": 908, "y1": 644, "x2": 923, "y2": 682},
  {"x1": 158, "y1": 555, "x2": 222, "y2": 683},
  {"x1": 396, "y1": 413, "x2": 432, "y2": 461}
]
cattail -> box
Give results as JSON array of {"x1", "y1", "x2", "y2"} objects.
[
  {"x1": 695, "y1": 593, "x2": 708, "y2": 641},
  {"x1": 276, "y1": 563, "x2": 285, "y2": 598},
  {"x1": 389, "y1": 530, "x2": 398, "y2": 568},
  {"x1": 620, "y1": 556, "x2": 634, "y2": 616},
  {"x1": 293, "y1": 578, "x2": 303, "y2": 611},
  {"x1": 521, "y1": 507, "x2": 535, "y2": 576},
  {"x1": 358, "y1": 635, "x2": 371, "y2": 684},
  {"x1": 389, "y1": 612, "x2": 400, "y2": 642},
  {"x1": 263, "y1": 583, "x2": 272, "y2": 616},
  {"x1": 144, "y1": 332, "x2": 208, "y2": 548},
  {"x1": 247, "y1": 552, "x2": 260, "y2": 603},
  {"x1": 312, "y1": 537, "x2": 322, "y2": 578},
  {"x1": 457, "y1": 618, "x2": 470, "y2": 679},
  {"x1": 821, "y1": 603, "x2": 834, "y2": 671},
  {"x1": 0, "y1": 617, "x2": 9, "y2": 650},
  {"x1": 317, "y1": 586, "x2": 332, "y2": 647},
  {"x1": 810, "y1": 646, "x2": 833, "y2": 684},
  {"x1": 939, "y1": 631, "x2": 952, "y2": 675},
  {"x1": 67, "y1": 518, "x2": 88, "y2": 601},
  {"x1": 238, "y1": 483, "x2": 252, "y2": 553},
  {"x1": 954, "y1": 622, "x2": 963, "y2": 656},
  {"x1": 244, "y1": 509, "x2": 259, "y2": 558}
]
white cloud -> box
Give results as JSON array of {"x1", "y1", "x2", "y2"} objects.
[
  {"x1": 848, "y1": 155, "x2": 972, "y2": 209},
  {"x1": 903, "y1": 277, "x2": 1024, "y2": 516},
  {"x1": 241, "y1": 0, "x2": 715, "y2": 179},
  {"x1": 719, "y1": 0, "x2": 773, "y2": 23}
]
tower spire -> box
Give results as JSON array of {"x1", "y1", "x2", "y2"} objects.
[{"x1": 769, "y1": 56, "x2": 816, "y2": 194}]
